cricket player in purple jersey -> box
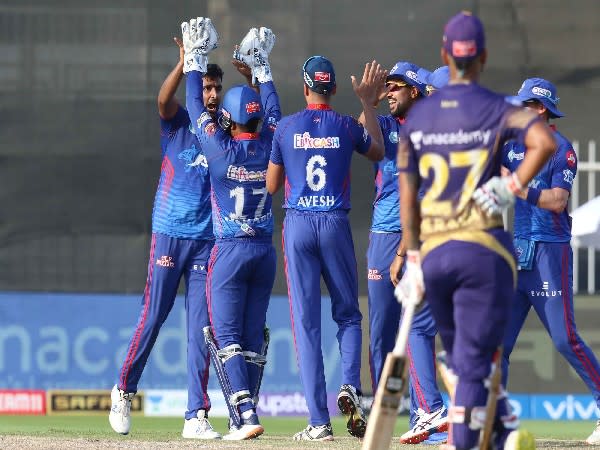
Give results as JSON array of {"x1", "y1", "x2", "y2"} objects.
[
  {"x1": 266, "y1": 57, "x2": 385, "y2": 441},
  {"x1": 109, "y1": 37, "x2": 221, "y2": 439},
  {"x1": 397, "y1": 11, "x2": 556, "y2": 450},
  {"x1": 501, "y1": 78, "x2": 600, "y2": 445},
  {"x1": 183, "y1": 18, "x2": 280, "y2": 441},
  {"x1": 362, "y1": 61, "x2": 448, "y2": 445}
]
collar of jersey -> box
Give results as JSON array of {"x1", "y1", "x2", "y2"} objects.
[
  {"x1": 307, "y1": 103, "x2": 332, "y2": 110},
  {"x1": 233, "y1": 132, "x2": 259, "y2": 141}
]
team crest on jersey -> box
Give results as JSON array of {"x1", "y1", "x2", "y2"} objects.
[
  {"x1": 178, "y1": 144, "x2": 208, "y2": 173},
  {"x1": 388, "y1": 131, "x2": 398, "y2": 144},
  {"x1": 563, "y1": 169, "x2": 574, "y2": 185},
  {"x1": 566, "y1": 149, "x2": 577, "y2": 167}
]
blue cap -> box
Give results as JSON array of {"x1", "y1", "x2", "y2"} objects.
[
  {"x1": 429, "y1": 66, "x2": 450, "y2": 89},
  {"x1": 443, "y1": 11, "x2": 486, "y2": 62},
  {"x1": 221, "y1": 85, "x2": 264, "y2": 125},
  {"x1": 302, "y1": 55, "x2": 336, "y2": 95},
  {"x1": 417, "y1": 68, "x2": 432, "y2": 86},
  {"x1": 387, "y1": 61, "x2": 427, "y2": 96},
  {"x1": 512, "y1": 78, "x2": 564, "y2": 118}
]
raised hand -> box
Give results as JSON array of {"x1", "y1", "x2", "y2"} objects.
[
  {"x1": 233, "y1": 27, "x2": 276, "y2": 84},
  {"x1": 351, "y1": 61, "x2": 388, "y2": 107},
  {"x1": 181, "y1": 17, "x2": 219, "y2": 73}
]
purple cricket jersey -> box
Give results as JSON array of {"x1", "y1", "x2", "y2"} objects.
[{"x1": 397, "y1": 82, "x2": 540, "y2": 246}]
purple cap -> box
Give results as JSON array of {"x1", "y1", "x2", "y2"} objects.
[{"x1": 443, "y1": 11, "x2": 485, "y2": 62}]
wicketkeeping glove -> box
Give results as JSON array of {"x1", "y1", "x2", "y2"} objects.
[
  {"x1": 472, "y1": 172, "x2": 523, "y2": 217},
  {"x1": 233, "y1": 27, "x2": 275, "y2": 84},
  {"x1": 393, "y1": 250, "x2": 425, "y2": 309},
  {"x1": 181, "y1": 17, "x2": 219, "y2": 73}
]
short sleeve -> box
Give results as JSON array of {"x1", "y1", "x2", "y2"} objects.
[
  {"x1": 348, "y1": 118, "x2": 371, "y2": 154},
  {"x1": 160, "y1": 105, "x2": 189, "y2": 137},
  {"x1": 270, "y1": 124, "x2": 284, "y2": 165},
  {"x1": 550, "y1": 141, "x2": 577, "y2": 191}
]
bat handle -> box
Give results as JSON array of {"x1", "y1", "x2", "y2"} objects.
[{"x1": 392, "y1": 301, "x2": 416, "y2": 357}]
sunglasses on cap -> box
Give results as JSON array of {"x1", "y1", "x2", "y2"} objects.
[{"x1": 385, "y1": 80, "x2": 410, "y2": 92}]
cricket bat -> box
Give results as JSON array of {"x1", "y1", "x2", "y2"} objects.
[
  {"x1": 479, "y1": 347, "x2": 503, "y2": 450},
  {"x1": 361, "y1": 301, "x2": 417, "y2": 450}
]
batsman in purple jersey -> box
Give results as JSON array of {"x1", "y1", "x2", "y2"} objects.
[
  {"x1": 501, "y1": 78, "x2": 600, "y2": 445},
  {"x1": 184, "y1": 20, "x2": 280, "y2": 441},
  {"x1": 363, "y1": 61, "x2": 447, "y2": 445},
  {"x1": 397, "y1": 12, "x2": 556, "y2": 450},
  {"x1": 109, "y1": 39, "x2": 221, "y2": 440},
  {"x1": 267, "y1": 57, "x2": 385, "y2": 441}
]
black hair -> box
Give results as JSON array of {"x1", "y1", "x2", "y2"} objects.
[
  {"x1": 240, "y1": 117, "x2": 261, "y2": 133},
  {"x1": 205, "y1": 63, "x2": 224, "y2": 80}
]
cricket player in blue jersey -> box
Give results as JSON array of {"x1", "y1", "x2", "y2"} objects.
[
  {"x1": 109, "y1": 37, "x2": 221, "y2": 439},
  {"x1": 183, "y1": 18, "x2": 280, "y2": 441},
  {"x1": 502, "y1": 78, "x2": 600, "y2": 445},
  {"x1": 266, "y1": 57, "x2": 385, "y2": 441},
  {"x1": 363, "y1": 61, "x2": 448, "y2": 445},
  {"x1": 397, "y1": 11, "x2": 556, "y2": 450}
]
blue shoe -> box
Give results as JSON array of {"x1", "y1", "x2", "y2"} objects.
[{"x1": 422, "y1": 431, "x2": 448, "y2": 445}]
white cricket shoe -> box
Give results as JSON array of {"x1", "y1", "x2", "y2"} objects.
[
  {"x1": 222, "y1": 413, "x2": 263, "y2": 440},
  {"x1": 293, "y1": 423, "x2": 334, "y2": 441},
  {"x1": 108, "y1": 384, "x2": 134, "y2": 435},
  {"x1": 586, "y1": 419, "x2": 600, "y2": 445},
  {"x1": 181, "y1": 410, "x2": 221, "y2": 439},
  {"x1": 504, "y1": 429, "x2": 536, "y2": 449},
  {"x1": 399, "y1": 405, "x2": 448, "y2": 444}
]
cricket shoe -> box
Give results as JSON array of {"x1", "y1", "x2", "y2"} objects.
[
  {"x1": 109, "y1": 384, "x2": 134, "y2": 435},
  {"x1": 222, "y1": 413, "x2": 263, "y2": 440},
  {"x1": 399, "y1": 405, "x2": 448, "y2": 444},
  {"x1": 422, "y1": 431, "x2": 448, "y2": 445},
  {"x1": 586, "y1": 419, "x2": 600, "y2": 445},
  {"x1": 337, "y1": 384, "x2": 367, "y2": 438},
  {"x1": 293, "y1": 423, "x2": 334, "y2": 441},
  {"x1": 181, "y1": 410, "x2": 221, "y2": 439},
  {"x1": 504, "y1": 429, "x2": 536, "y2": 449}
]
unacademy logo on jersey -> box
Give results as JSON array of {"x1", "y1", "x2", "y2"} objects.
[
  {"x1": 409, "y1": 129, "x2": 492, "y2": 150},
  {"x1": 508, "y1": 149, "x2": 524, "y2": 162},
  {"x1": 293, "y1": 132, "x2": 340, "y2": 149}
]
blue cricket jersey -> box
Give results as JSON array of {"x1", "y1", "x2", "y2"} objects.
[
  {"x1": 152, "y1": 106, "x2": 213, "y2": 240},
  {"x1": 503, "y1": 125, "x2": 576, "y2": 242},
  {"x1": 371, "y1": 115, "x2": 402, "y2": 232},
  {"x1": 186, "y1": 71, "x2": 280, "y2": 239},
  {"x1": 270, "y1": 104, "x2": 371, "y2": 211}
]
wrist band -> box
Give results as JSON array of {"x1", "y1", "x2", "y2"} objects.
[{"x1": 526, "y1": 187, "x2": 541, "y2": 206}]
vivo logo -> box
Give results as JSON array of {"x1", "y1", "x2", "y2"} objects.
[{"x1": 542, "y1": 395, "x2": 600, "y2": 420}]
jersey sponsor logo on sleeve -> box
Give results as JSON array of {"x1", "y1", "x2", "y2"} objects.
[
  {"x1": 293, "y1": 132, "x2": 340, "y2": 149},
  {"x1": 197, "y1": 112, "x2": 212, "y2": 126},
  {"x1": 563, "y1": 169, "x2": 574, "y2": 185},
  {"x1": 226, "y1": 165, "x2": 267, "y2": 182},
  {"x1": 507, "y1": 149, "x2": 524, "y2": 162},
  {"x1": 245, "y1": 101, "x2": 261, "y2": 114},
  {"x1": 388, "y1": 131, "x2": 398, "y2": 144},
  {"x1": 409, "y1": 129, "x2": 492, "y2": 151},
  {"x1": 566, "y1": 150, "x2": 577, "y2": 167}
]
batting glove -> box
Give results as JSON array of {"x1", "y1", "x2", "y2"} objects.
[
  {"x1": 472, "y1": 172, "x2": 522, "y2": 217},
  {"x1": 394, "y1": 250, "x2": 425, "y2": 309},
  {"x1": 233, "y1": 27, "x2": 275, "y2": 83},
  {"x1": 181, "y1": 17, "x2": 219, "y2": 73}
]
